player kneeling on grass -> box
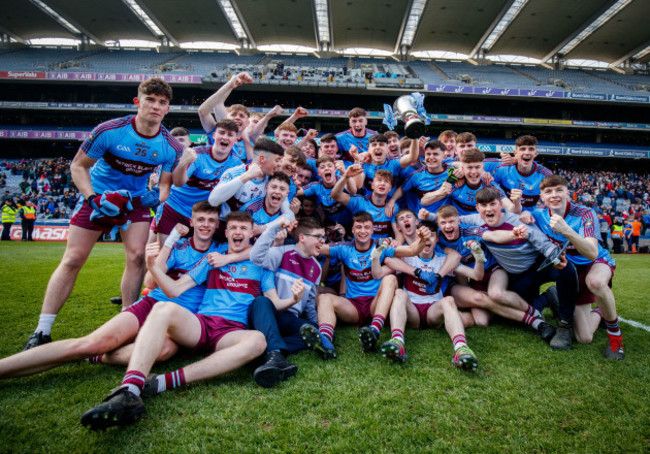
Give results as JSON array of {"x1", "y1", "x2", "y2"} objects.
[
  {"x1": 523, "y1": 175, "x2": 624, "y2": 359},
  {"x1": 0, "y1": 202, "x2": 237, "y2": 379},
  {"x1": 310, "y1": 211, "x2": 430, "y2": 357},
  {"x1": 81, "y1": 212, "x2": 300, "y2": 430},
  {"x1": 370, "y1": 221, "x2": 484, "y2": 371}
]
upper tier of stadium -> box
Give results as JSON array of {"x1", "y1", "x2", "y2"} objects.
[{"x1": 1, "y1": 48, "x2": 649, "y2": 99}]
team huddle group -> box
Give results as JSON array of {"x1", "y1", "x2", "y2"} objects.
[{"x1": 0, "y1": 73, "x2": 625, "y2": 431}]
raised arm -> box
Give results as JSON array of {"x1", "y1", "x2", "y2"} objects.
[
  {"x1": 399, "y1": 136, "x2": 419, "y2": 169},
  {"x1": 264, "y1": 280, "x2": 304, "y2": 312},
  {"x1": 146, "y1": 244, "x2": 197, "y2": 298},
  {"x1": 172, "y1": 147, "x2": 197, "y2": 187},
  {"x1": 421, "y1": 182, "x2": 452, "y2": 207},
  {"x1": 331, "y1": 165, "x2": 363, "y2": 206},
  {"x1": 198, "y1": 72, "x2": 253, "y2": 133}
]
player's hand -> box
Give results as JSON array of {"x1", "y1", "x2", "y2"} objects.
[
  {"x1": 180, "y1": 147, "x2": 197, "y2": 166},
  {"x1": 149, "y1": 172, "x2": 160, "y2": 186},
  {"x1": 417, "y1": 226, "x2": 432, "y2": 242},
  {"x1": 418, "y1": 208, "x2": 431, "y2": 221},
  {"x1": 438, "y1": 182, "x2": 453, "y2": 196},
  {"x1": 306, "y1": 128, "x2": 319, "y2": 139},
  {"x1": 334, "y1": 160, "x2": 346, "y2": 174},
  {"x1": 244, "y1": 162, "x2": 264, "y2": 180},
  {"x1": 384, "y1": 200, "x2": 395, "y2": 217},
  {"x1": 345, "y1": 164, "x2": 364, "y2": 179},
  {"x1": 513, "y1": 224, "x2": 529, "y2": 239},
  {"x1": 358, "y1": 152, "x2": 372, "y2": 164},
  {"x1": 452, "y1": 167, "x2": 464, "y2": 180},
  {"x1": 206, "y1": 252, "x2": 230, "y2": 268},
  {"x1": 552, "y1": 252, "x2": 568, "y2": 270},
  {"x1": 272, "y1": 228, "x2": 288, "y2": 247},
  {"x1": 510, "y1": 188, "x2": 523, "y2": 205},
  {"x1": 371, "y1": 238, "x2": 390, "y2": 260},
  {"x1": 290, "y1": 197, "x2": 301, "y2": 214},
  {"x1": 145, "y1": 242, "x2": 160, "y2": 269},
  {"x1": 231, "y1": 72, "x2": 253, "y2": 87},
  {"x1": 173, "y1": 223, "x2": 190, "y2": 237},
  {"x1": 268, "y1": 105, "x2": 284, "y2": 117},
  {"x1": 464, "y1": 240, "x2": 486, "y2": 263},
  {"x1": 294, "y1": 107, "x2": 308, "y2": 118},
  {"x1": 500, "y1": 152, "x2": 515, "y2": 165},
  {"x1": 291, "y1": 278, "x2": 305, "y2": 303},
  {"x1": 549, "y1": 214, "x2": 572, "y2": 236},
  {"x1": 418, "y1": 136, "x2": 430, "y2": 151},
  {"x1": 519, "y1": 211, "x2": 535, "y2": 225},
  {"x1": 482, "y1": 172, "x2": 494, "y2": 185}
]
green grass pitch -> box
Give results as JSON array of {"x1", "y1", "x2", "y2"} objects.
[{"x1": 0, "y1": 242, "x2": 648, "y2": 453}]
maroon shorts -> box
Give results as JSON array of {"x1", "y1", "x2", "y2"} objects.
[
  {"x1": 122, "y1": 295, "x2": 159, "y2": 328},
  {"x1": 469, "y1": 264, "x2": 502, "y2": 292},
  {"x1": 414, "y1": 302, "x2": 434, "y2": 328},
  {"x1": 193, "y1": 314, "x2": 247, "y2": 354},
  {"x1": 575, "y1": 259, "x2": 615, "y2": 306},
  {"x1": 348, "y1": 295, "x2": 375, "y2": 325},
  {"x1": 71, "y1": 196, "x2": 151, "y2": 231},
  {"x1": 153, "y1": 203, "x2": 191, "y2": 235}
]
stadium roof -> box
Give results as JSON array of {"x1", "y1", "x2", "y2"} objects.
[{"x1": 2, "y1": 0, "x2": 649, "y2": 67}]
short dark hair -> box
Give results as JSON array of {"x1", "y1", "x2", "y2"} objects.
[
  {"x1": 284, "y1": 146, "x2": 307, "y2": 166},
  {"x1": 515, "y1": 135, "x2": 538, "y2": 147},
  {"x1": 424, "y1": 139, "x2": 446, "y2": 151},
  {"x1": 170, "y1": 127, "x2": 189, "y2": 137},
  {"x1": 540, "y1": 175, "x2": 568, "y2": 191},
  {"x1": 461, "y1": 148, "x2": 485, "y2": 163},
  {"x1": 384, "y1": 131, "x2": 399, "y2": 140},
  {"x1": 295, "y1": 217, "x2": 323, "y2": 237},
  {"x1": 138, "y1": 77, "x2": 172, "y2": 100},
  {"x1": 320, "y1": 133, "x2": 337, "y2": 143},
  {"x1": 368, "y1": 133, "x2": 388, "y2": 145},
  {"x1": 353, "y1": 211, "x2": 373, "y2": 225},
  {"x1": 225, "y1": 211, "x2": 253, "y2": 226},
  {"x1": 456, "y1": 132, "x2": 476, "y2": 144},
  {"x1": 348, "y1": 107, "x2": 367, "y2": 118},
  {"x1": 476, "y1": 187, "x2": 503, "y2": 204},
  {"x1": 267, "y1": 172, "x2": 291, "y2": 187},
  {"x1": 192, "y1": 201, "x2": 219, "y2": 215},
  {"x1": 419, "y1": 220, "x2": 438, "y2": 233},
  {"x1": 254, "y1": 137, "x2": 284, "y2": 156},
  {"x1": 214, "y1": 118, "x2": 239, "y2": 134},
  {"x1": 316, "y1": 156, "x2": 335, "y2": 168}
]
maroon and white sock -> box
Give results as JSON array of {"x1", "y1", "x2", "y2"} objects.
[
  {"x1": 370, "y1": 315, "x2": 385, "y2": 334},
  {"x1": 452, "y1": 334, "x2": 467, "y2": 351},
  {"x1": 526, "y1": 304, "x2": 542, "y2": 320},
  {"x1": 319, "y1": 323, "x2": 335, "y2": 342},
  {"x1": 522, "y1": 313, "x2": 542, "y2": 330},
  {"x1": 87, "y1": 354, "x2": 103, "y2": 365},
  {"x1": 154, "y1": 368, "x2": 186, "y2": 394},
  {"x1": 391, "y1": 329, "x2": 405, "y2": 343},
  {"x1": 120, "y1": 370, "x2": 147, "y2": 396}
]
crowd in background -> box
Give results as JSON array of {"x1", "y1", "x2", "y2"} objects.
[
  {"x1": 0, "y1": 157, "x2": 77, "y2": 220},
  {"x1": 1, "y1": 154, "x2": 649, "y2": 233}
]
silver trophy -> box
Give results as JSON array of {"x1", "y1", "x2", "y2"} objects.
[{"x1": 383, "y1": 92, "x2": 430, "y2": 139}]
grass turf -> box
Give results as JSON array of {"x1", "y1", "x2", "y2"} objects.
[{"x1": 0, "y1": 242, "x2": 648, "y2": 453}]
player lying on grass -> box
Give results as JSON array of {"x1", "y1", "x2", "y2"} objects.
[
  {"x1": 419, "y1": 205, "x2": 556, "y2": 339},
  {"x1": 81, "y1": 211, "x2": 301, "y2": 430},
  {"x1": 370, "y1": 220, "x2": 484, "y2": 371},
  {"x1": 521, "y1": 175, "x2": 624, "y2": 359},
  {"x1": 0, "y1": 202, "x2": 249, "y2": 379},
  {"x1": 305, "y1": 211, "x2": 431, "y2": 359}
]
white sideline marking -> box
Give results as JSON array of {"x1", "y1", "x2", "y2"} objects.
[{"x1": 619, "y1": 317, "x2": 650, "y2": 332}]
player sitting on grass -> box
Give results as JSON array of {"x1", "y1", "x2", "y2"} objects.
[
  {"x1": 0, "y1": 202, "x2": 246, "y2": 379},
  {"x1": 371, "y1": 220, "x2": 484, "y2": 370},
  {"x1": 524, "y1": 175, "x2": 624, "y2": 359},
  {"x1": 249, "y1": 216, "x2": 330, "y2": 364},
  {"x1": 80, "y1": 212, "x2": 298, "y2": 430},
  {"x1": 418, "y1": 205, "x2": 556, "y2": 339},
  {"x1": 309, "y1": 211, "x2": 431, "y2": 357}
]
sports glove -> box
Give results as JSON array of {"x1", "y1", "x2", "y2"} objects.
[
  {"x1": 414, "y1": 268, "x2": 442, "y2": 294},
  {"x1": 140, "y1": 187, "x2": 160, "y2": 208}
]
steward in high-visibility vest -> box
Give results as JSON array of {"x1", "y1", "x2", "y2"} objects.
[
  {"x1": 19, "y1": 200, "x2": 37, "y2": 241},
  {"x1": 1, "y1": 199, "x2": 18, "y2": 241}
]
